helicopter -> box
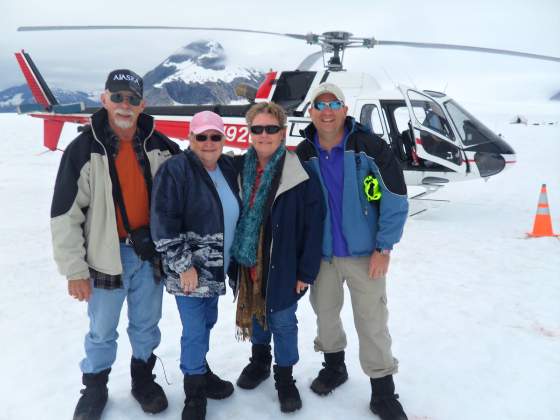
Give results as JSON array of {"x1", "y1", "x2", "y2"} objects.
[{"x1": 14, "y1": 26, "x2": 560, "y2": 190}]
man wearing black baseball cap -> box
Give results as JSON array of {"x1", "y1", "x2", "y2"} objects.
[
  {"x1": 50, "y1": 69, "x2": 180, "y2": 420},
  {"x1": 102, "y1": 69, "x2": 144, "y2": 130},
  {"x1": 105, "y1": 69, "x2": 143, "y2": 98}
]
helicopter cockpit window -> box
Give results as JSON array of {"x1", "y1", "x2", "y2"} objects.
[
  {"x1": 359, "y1": 104, "x2": 384, "y2": 136},
  {"x1": 444, "y1": 100, "x2": 504, "y2": 146},
  {"x1": 407, "y1": 91, "x2": 455, "y2": 141}
]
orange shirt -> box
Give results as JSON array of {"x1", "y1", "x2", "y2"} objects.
[{"x1": 114, "y1": 140, "x2": 149, "y2": 239}]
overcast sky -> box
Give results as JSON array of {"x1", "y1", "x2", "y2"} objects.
[{"x1": 2, "y1": 0, "x2": 560, "y2": 102}]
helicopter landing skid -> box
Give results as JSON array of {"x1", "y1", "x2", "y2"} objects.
[{"x1": 408, "y1": 185, "x2": 449, "y2": 216}]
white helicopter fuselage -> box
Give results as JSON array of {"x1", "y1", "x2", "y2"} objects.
[
  {"x1": 251, "y1": 70, "x2": 516, "y2": 188},
  {"x1": 15, "y1": 46, "x2": 516, "y2": 189}
]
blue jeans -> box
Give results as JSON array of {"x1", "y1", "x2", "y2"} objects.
[
  {"x1": 175, "y1": 296, "x2": 219, "y2": 375},
  {"x1": 80, "y1": 244, "x2": 163, "y2": 374},
  {"x1": 252, "y1": 303, "x2": 299, "y2": 367}
]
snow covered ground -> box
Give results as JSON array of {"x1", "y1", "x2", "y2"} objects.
[{"x1": 1, "y1": 104, "x2": 559, "y2": 420}]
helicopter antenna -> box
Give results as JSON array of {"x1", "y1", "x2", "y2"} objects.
[
  {"x1": 381, "y1": 66, "x2": 397, "y2": 88},
  {"x1": 404, "y1": 71, "x2": 417, "y2": 89}
]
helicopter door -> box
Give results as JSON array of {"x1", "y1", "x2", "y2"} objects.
[{"x1": 398, "y1": 86, "x2": 467, "y2": 174}]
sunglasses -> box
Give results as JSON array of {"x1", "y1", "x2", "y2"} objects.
[
  {"x1": 109, "y1": 93, "x2": 142, "y2": 106},
  {"x1": 313, "y1": 100, "x2": 344, "y2": 111},
  {"x1": 194, "y1": 133, "x2": 224, "y2": 142},
  {"x1": 250, "y1": 125, "x2": 282, "y2": 135}
]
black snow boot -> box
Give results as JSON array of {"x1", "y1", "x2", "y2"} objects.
[
  {"x1": 73, "y1": 368, "x2": 110, "y2": 420},
  {"x1": 130, "y1": 354, "x2": 168, "y2": 414},
  {"x1": 182, "y1": 374, "x2": 207, "y2": 420},
  {"x1": 310, "y1": 351, "x2": 348, "y2": 395},
  {"x1": 369, "y1": 375, "x2": 408, "y2": 420},
  {"x1": 273, "y1": 365, "x2": 302, "y2": 413},
  {"x1": 236, "y1": 344, "x2": 272, "y2": 389},
  {"x1": 205, "y1": 362, "x2": 234, "y2": 399}
]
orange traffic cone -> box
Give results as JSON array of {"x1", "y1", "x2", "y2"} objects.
[{"x1": 527, "y1": 184, "x2": 558, "y2": 238}]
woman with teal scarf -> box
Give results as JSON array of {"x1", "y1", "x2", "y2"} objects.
[{"x1": 231, "y1": 102, "x2": 325, "y2": 414}]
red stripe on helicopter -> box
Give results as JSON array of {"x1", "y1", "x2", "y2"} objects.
[
  {"x1": 30, "y1": 114, "x2": 89, "y2": 124},
  {"x1": 15, "y1": 52, "x2": 50, "y2": 107},
  {"x1": 255, "y1": 72, "x2": 277, "y2": 100},
  {"x1": 154, "y1": 120, "x2": 253, "y2": 149},
  {"x1": 154, "y1": 119, "x2": 295, "y2": 151},
  {"x1": 466, "y1": 159, "x2": 517, "y2": 164},
  {"x1": 33, "y1": 115, "x2": 295, "y2": 152},
  {"x1": 154, "y1": 120, "x2": 189, "y2": 140}
]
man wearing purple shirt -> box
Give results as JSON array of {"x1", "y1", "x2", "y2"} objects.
[
  {"x1": 296, "y1": 83, "x2": 409, "y2": 420},
  {"x1": 313, "y1": 128, "x2": 350, "y2": 257}
]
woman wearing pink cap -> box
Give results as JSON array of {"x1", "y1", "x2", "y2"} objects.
[{"x1": 151, "y1": 110, "x2": 240, "y2": 420}]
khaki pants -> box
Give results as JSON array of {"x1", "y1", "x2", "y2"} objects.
[{"x1": 310, "y1": 256, "x2": 398, "y2": 379}]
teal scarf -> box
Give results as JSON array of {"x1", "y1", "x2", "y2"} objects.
[{"x1": 231, "y1": 144, "x2": 286, "y2": 267}]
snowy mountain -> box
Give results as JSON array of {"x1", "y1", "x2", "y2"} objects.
[
  {"x1": 1, "y1": 41, "x2": 265, "y2": 112},
  {"x1": 143, "y1": 40, "x2": 265, "y2": 105},
  {"x1": 0, "y1": 85, "x2": 99, "y2": 113},
  {"x1": 551, "y1": 91, "x2": 560, "y2": 101}
]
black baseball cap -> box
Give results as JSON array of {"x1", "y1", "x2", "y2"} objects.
[{"x1": 105, "y1": 69, "x2": 143, "y2": 98}]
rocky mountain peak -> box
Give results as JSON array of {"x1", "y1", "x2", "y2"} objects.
[
  {"x1": 1, "y1": 40, "x2": 265, "y2": 111},
  {"x1": 143, "y1": 40, "x2": 265, "y2": 105}
]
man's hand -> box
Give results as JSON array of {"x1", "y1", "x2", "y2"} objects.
[
  {"x1": 368, "y1": 251, "x2": 390, "y2": 280},
  {"x1": 296, "y1": 280, "x2": 310, "y2": 294},
  {"x1": 68, "y1": 279, "x2": 92, "y2": 302},
  {"x1": 180, "y1": 267, "x2": 198, "y2": 294}
]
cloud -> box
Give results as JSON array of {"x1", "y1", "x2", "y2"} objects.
[{"x1": 3, "y1": 0, "x2": 560, "y2": 101}]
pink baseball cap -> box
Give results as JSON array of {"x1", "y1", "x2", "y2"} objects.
[{"x1": 189, "y1": 111, "x2": 225, "y2": 135}]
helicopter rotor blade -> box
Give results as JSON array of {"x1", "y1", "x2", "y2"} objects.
[
  {"x1": 375, "y1": 40, "x2": 560, "y2": 63},
  {"x1": 17, "y1": 25, "x2": 308, "y2": 41},
  {"x1": 296, "y1": 51, "x2": 323, "y2": 71},
  {"x1": 17, "y1": 26, "x2": 560, "y2": 65}
]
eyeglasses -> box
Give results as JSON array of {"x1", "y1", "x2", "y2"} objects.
[
  {"x1": 194, "y1": 133, "x2": 224, "y2": 142},
  {"x1": 249, "y1": 125, "x2": 282, "y2": 135},
  {"x1": 109, "y1": 93, "x2": 142, "y2": 106},
  {"x1": 313, "y1": 100, "x2": 344, "y2": 111}
]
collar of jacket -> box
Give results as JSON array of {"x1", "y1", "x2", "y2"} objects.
[
  {"x1": 89, "y1": 108, "x2": 155, "y2": 147},
  {"x1": 273, "y1": 151, "x2": 309, "y2": 201},
  {"x1": 300, "y1": 116, "x2": 370, "y2": 151}
]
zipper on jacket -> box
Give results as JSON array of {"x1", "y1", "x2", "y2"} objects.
[
  {"x1": 265, "y1": 228, "x2": 273, "y2": 315},
  {"x1": 264, "y1": 192, "x2": 282, "y2": 315}
]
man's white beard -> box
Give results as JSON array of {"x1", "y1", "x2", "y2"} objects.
[
  {"x1": 113, "y1": 110, "x2": 134, "y2": 129},
  {"x1": 114, "y1": 118, "x2": 133, "y2": 129}
]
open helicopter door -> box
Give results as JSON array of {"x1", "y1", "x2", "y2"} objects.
[{"x1": 398, "y1": 86, "x2": 467, "y2": 178}]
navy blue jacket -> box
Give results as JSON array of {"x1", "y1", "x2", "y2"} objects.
[
  {"x1": 235, "y1": 151, "x2": 325, "y2": 313},
  {"x1": 150, "y1": 149, "x2": 240, "y2": 297}
]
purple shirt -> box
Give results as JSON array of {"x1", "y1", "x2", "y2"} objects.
[{"x1": 314, "y1": 130, "x2": 350, "y2": 257}]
